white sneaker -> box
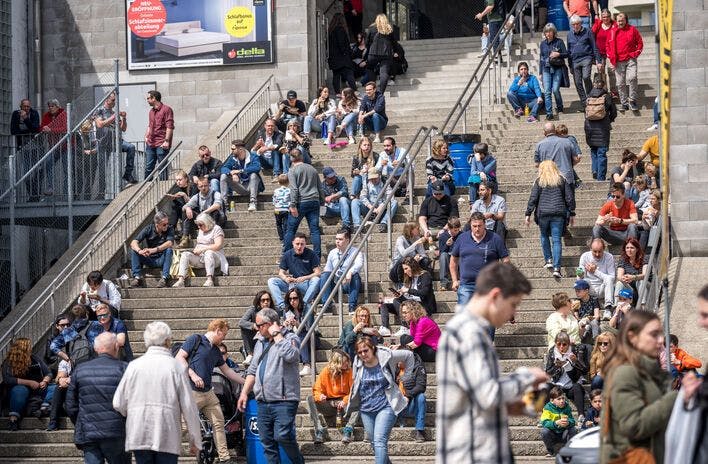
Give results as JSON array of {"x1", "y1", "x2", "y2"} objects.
[
  {"x1": 378, "y1": 326, "x2": 392, "y2": 337},
  {"x1": 364, "y1": 220, "x2": 375, "y2": 227},
  {"x1": 392, "y1": 326, "x2": 409, "y2": 337},
  {"x1": 299, "y1": 365, "x2": 312, "y2": 376},
  {"x1": 348, "y1": 136, "x2": 356, "y2": 145},
  {"x1": 243, "y1": 354, "x2": 253, "y2": 366},
  {"x1": 248, "y1": 202, "x2": 256, "y2": 212},
  {"x1": 203, "y1": 277, "x2": 214, "y2": 287},
  {"x1": 373, "y1": 135, "x2": 381, "y2": 143},
  {"x1": 544, "y1": 261, "x2": 554, "y2": 270},
  {"x1": 602, "y1": 309, "x2": 613, "y2": 321},
  {"x1": 172, "y1": 278, "x2": 185, "y2": 288},
  {"x1": 646, "y1": 124, "x2": 658, "y2": 131}
]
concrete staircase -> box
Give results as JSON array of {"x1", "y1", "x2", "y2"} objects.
[{"x1": 1, "y1": 32, "x2": 658, "y2": 463}]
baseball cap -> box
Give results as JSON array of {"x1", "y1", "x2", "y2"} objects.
[
  {"x1": 618, "y1": 288, "x2": 634, "y2": 299},
  {"x1": 573, "y1": 279, "x2": 590, "y2": 291},
  {"x1": 431, "y1": 180, "x2": 445, "y2": 193},
  {"x1": 322, "y1": 166, "x2": 336, "y2": 178},
  {"x1": 286, "y1": 90, "x2": 297, "y2": 99}
]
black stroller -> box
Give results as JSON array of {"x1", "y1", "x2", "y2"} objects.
[{"x1": 198, "y1": 368, "x2": 244, "y2": 464}]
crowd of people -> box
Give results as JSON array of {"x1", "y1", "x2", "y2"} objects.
[{"x1": 3, "y1": 5, "x2": 705, "y2": 464}]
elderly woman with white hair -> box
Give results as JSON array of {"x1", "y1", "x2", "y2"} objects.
[
  {"x1": 173, "y1": 212, "x2": 228, "y2": 287},
  {"x1": 113, "y1": 321, "x2": 202, "y2": 464}
]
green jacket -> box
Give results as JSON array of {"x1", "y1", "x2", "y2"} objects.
[{"x1": 600, "y1": 355, "x2": 677, "y2": 464}]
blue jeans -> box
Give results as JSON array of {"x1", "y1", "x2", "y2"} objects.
[
  {"x1": 351, "y1": 199, "x2": 398, "y2": 226},
  {"x1": 304, "y1": 115, "x2": 337, "y2": 136},
  {"x1": 260, "y1": 153, "x2": 282, "y2": 176},
  {"x1": 324, "y1": 197, "x2": 352, "y2": 228},
  {"x1": 283, "y1": 199, "x2": 321, "y2": 259},
  {"x1": 267, "y1": 276, "x2": 321, "y2": 310},
  {"x1": 488, "y1": 20, "x2": 503, "y2": 55},
  {"x1": 133, "y1": 450, "x2": 178, "y2": 464},
  {"x1": 398, "y1": 393, "x2": 426, "y2": 430},
  {"x1": 320, "y1": 271, "x2": 362, "y2": 312},
  {"x1": 120, "y1": 141, "x2": 136, "y2": 178},
  {"x1": 9, "y1": 384, "x2": 56, "y2": 417},
  {"x1": 572, "y1": 57, "x2": 593, "y2": 105},
  {"x1": 257, "y1": 400, "x2": 304, "y2": 464},
  {"x1": 538, "y1": 215, "x2": 565, "y2": 269},
  {"x1": 425, "y1": 179, "x2": 455, "y2": 197},
  {"x1": 351, "y1": 175, "x2": 365, "y2": 197},
  {"x1": 144, "y1": 145, "x2": 167, "y2": 180},
  {"x1": 591, "y1": 374, "x2": 604, "y2": 390},
  {"x1": 590, "y1": 146, "x2": 608, "y2": 180},
  {"x1": 456, "y1": 281, "x2": 476, "y2": 306},
  {"x1": 579, "y1": 16, "x2": 591, "y2": 29},
  {"x1": 360, "y1": 405, "x2": 397, "y2": 464},
  {"x1": 362, "y1": 113, "x2": 388, "y2": 133},
  {"x1": 542, "y1": 67, "x2": 564, "y2": 114},
  {"x1": 131, "y1": 248, "x2": 173, "y2": 280},
  {"x1": 82, "y1": 437, "x2": 131, "y2": 464},
  {"x1": 340, "y1": 112, "x2": 358, "y2": 136},
  {"x1": 506, "y1": 91, "x2": 541, "y2": 117}
]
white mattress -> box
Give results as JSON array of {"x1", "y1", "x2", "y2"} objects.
[{"x1": 156, "y1": 31, "x2": 230, "y2": 48}]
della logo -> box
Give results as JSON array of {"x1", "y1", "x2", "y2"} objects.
[{"x1": 227, "y1": 47, "x2": 266, "y2": 58}]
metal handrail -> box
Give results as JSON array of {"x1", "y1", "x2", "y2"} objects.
[
  {"x1": 296, "y1": 127, "x2": 437, "y2": 381},
  {"x1": 638, "y1": 218, "x2": 663, "y2": 310},
  {"x1": 216, "y1": 75, "x2": 275, "y2": 142},
  {"x1": 0, "y1": 141, "x2": 183, "y2": 369}
]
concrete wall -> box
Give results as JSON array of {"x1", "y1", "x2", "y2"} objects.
[
  {"x1": 669, "y1": 0, "x2": 708, "y2": 256},
  {"x1": 40, "y1": 0, "x2": 314, "y2": 151}
]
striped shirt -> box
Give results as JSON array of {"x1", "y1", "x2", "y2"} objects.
[
  {"x1": 425, "y1": 156, "x2": 454, "y2": 179},
  {"x1": 436, "y1": 310, "x2": 536, "y2": 464},
  {"x1": 272, "y1": 186, "x2": 290, "y2": 211}
]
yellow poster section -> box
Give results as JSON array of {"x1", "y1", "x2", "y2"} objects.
[
  {"x1": 224, "y1": 6, "x2": 255, "y2": 38},
  {"x1": 658, "y1": 0, "x2": 672, "y2": 278}
]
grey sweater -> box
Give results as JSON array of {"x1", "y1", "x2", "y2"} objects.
[
  {"x1": 246, "y1": 330, "x2": 301, "y2": 402},
  {"x1": 287, "y1": 162, "x2": 322, "y2": 207}
]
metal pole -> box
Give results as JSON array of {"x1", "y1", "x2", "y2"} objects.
[
  {"x1": 364, "y1": 239, "x2": 369, "y2": 304},
  {"x1": 662, "y1": 277, "x2": 670, "y2": 372},
  {"x1": 478, "y1": 77, "x2": 483, "y2": 129},
  {"x1": 531, "y1": 2, "x2": 535, "y2": 37},
  {"x1": 310, "y1": 332, "x2": 316, "y2": 383},
  {"x1": 114, "y1": 59, "x2": 121, "y2": 197},
  {"x1": 338, "y1": 285, "x2": 344, "y2": 334},
  {"x1": 386, "y1": 201, "x2": 392, "y2": 261},
  {"x1": 66, "y1": 103, "x2": 74, "y2": 246},
  {"x1": 407, "y1": 166, "x2": 413, "y2": 221},
  {"x1": 9, "y1": 155, "x2": 16, "y2": 311}
]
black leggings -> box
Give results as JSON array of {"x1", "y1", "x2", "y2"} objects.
[
  {"x1": 400, "y1": 334, "x2": 436, "y2": 362},
  {"x1": 332, "y1": 66, "x2": 357, "y2": 94}
]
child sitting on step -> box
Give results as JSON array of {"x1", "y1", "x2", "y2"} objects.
[
  {"x1": 540, "y1": 386, "x2": 577, "y2": 457},
  {"x1": 582, "y1": 389, "x2": 602, "y2": 429}
]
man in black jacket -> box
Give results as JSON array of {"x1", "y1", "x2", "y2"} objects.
[
  {"x1": 584, "y1": 74, "x2": 617, "y2": 181},
  {"x1": 65, "y1": 332, "x2": 129, "y2": 464},
  {"x1": 188, "y1": 145, "x2": 222, "y2": 193},
  {"x1": 395, "y1": 350, "x2": 427, "y2": 442}
]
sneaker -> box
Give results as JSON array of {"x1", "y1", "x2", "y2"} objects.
[
  {"x1": 620, "y1": 103, "x2": 629, "y2": 112},
  {"x1": 363, "y1": 433, "x2": 372, "y2": 443},
  {"x1": 323, "y1": 138, "x2": 329, "y2": 145},
  {"x1": 271, "y1": 176, "x2": 280, "y2": 184},
  {"x1": 364, "y1": 220, "x2": 375, "y2": 228},
  {"x1": 130, "y1": 277, "x2": 144, "y2": 288},
  {"x1": 392, "y1": 326, "x2": 409, "y2": 337},
  {"x1": 378, "y1": 326, "x2": 392, "y2": 337},
  {"x1": 348, "y1": 136, "x2": 356, "y2": 144},
  {"x1": 552, "y1": 268, "x2": 562, "y2": 278},
  {"x1": 8, "y1": 420, "x2": 18, "y2": 431},
  {"x1": 544, "y1": 261, "x2": 554, "y2": 270},
  {"x1": 299, "y1": 365, "x2": 312, "y2": 376},
  {"x1": 243, "y1": 354, "x2": 253, "y2": 366},
  {"x1": 545, "y1": 453, "x2": 554, "y2": 458},
  {"x1": 335, "y1": 125, "x2": 343, "y2": 138},
  {"x1": 342, "y1": 426, "x2": 353, "y2": 443},
  {"x1": 157, "y1": 277, "x2": 168, "y2": 288},
  {"x1": 646, "y1": 123, "x2": 658, "y2": 131},
  {"x1": 514, "y1": 108, "x2": 524, "y2": 117},
  {"x1": 527, "y1": 115, "x2": 537, "y2": 123},
  {"x1": 377, "y1": 223, "x2": 387, "y2": 233},
  {"x1": 575, "y1": 178, "x2": 583, "y2": 189},
  {"x1": 602, "y1": 309, "x2": 613, "y2": 321},
  {"x1": 314, "y1": 428, "x2": 325, "y2": 444},
  {"x1": 203, "y1": 277, "x2": 214, "y2": 287},
  {"x1": 545, "y1": 113, "x2": 554, "y2": 120},
  {"x1": 578, "y1": 415, "x2": 585, "y2": 426},
  {"x1": 556, "y1": 107, "x2": 564, "y2": 114},
  {"x1": 415, "y1": 430, "x2": 426, "y2": 443},
  {"x1": 172, "y1": 278, "x2": 185, "y2": 288},
  {"x1": 177, "y1": 236, "x2": 191, "y2": 249},
  {"x1": 122, "y1": 175, "x2": 138, "y2": 185},
  {"x1": 629, "y1": 101, "x2": 639, "y2": 111},
  {"x1": 373, "y1": 134, "x2": 381, "y2": 143},
  {"x1": 46, "y1": 421, "x2": 58, "y2": 431},
  {"x1": 248, "y1": 202, "x2": 256, "y2": 212}
]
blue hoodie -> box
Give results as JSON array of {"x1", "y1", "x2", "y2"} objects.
[{"x1": 509, "y1": 74, "x2": 543, "y2": 101}]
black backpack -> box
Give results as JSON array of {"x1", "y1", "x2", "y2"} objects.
[
  {"x1": 171, "y1": 334, "x2": 201, "y2": 361},
  {"x1": 68, "y1": 322, "x2": 95, "y2": 367}
]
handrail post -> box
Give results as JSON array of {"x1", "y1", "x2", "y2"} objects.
[
  {"x1": 478, "y1": 77, "x2": 483, "y2": 129},
  {"x1": 338, "y1": 285, "x2": 344, "y2": 334},
  {"x1": 9, "y1": 154, "x2": 16, "y2": 311},
  {"x1": 363, "y1": 238, "x2": 369, "y2": 304},
  {"x1": 386, "y1": 200, "x2": 392, "y2": 262},
  {"x1": 310, "y1": 330, "x2": 316, "y2": 382},
  {"x1": 67, "y1": 102, "x2": 74, "y2": 246},
  {"x1": 114, "y1": 59, "x2": 121, "y2": 198},
  {"x1": 407, "y1": 165, "x2": 413, "y2": 221}
]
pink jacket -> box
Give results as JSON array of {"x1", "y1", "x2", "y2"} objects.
[{"x1": 410, "y1": 316, "x2": 441, "y2": 351}]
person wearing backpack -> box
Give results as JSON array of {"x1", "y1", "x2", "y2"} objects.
[
  {"x1": 50, "y1": 305, "x2": 103, "y2": 367},
  {"x1": 584, "y1": 74, "x2": 617, "y2": 181}
]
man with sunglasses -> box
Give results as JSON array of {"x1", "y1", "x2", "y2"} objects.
[
  {"x1": 188, "y1": 145, "x2": 223, "y2": 193},
  {"x1": 237, "y1": 308, "x2": 304, "y2": 464},
  {"x1": 274, "y1": 90, "x2": 307, "y2": 132},
  {"x1": 592, "y1": 182, "x2": 638, "y2": 245},
  {"x1": 94, "y1": 304, "x2": 133, "y2": 362}
]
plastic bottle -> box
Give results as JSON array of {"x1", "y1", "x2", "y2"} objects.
[
  {"x1": 524, "y1": 105, "x2": 530, "y2": 117},
  {"x1": 336, "y1": 410, "x2": 343, "y2": 428}
]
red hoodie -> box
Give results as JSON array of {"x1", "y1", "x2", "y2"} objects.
[
  {"x1": 607, "y1": 23, "x2": 643, "y2": 66},
  {"x1": 591, "y1": 18, "x2": 616, "y2": 57}
]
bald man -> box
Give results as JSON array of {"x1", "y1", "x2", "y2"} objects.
[
  {"x1": 533, "y1": 122, "x2": 579, "y2": 189},
  {"x1": 65, "y1": 332, "x2": 129, "y2": 464}
]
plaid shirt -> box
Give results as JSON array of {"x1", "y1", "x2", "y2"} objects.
[{"x1": 436, "y1": 310, "x2": 536, "y2": 464}]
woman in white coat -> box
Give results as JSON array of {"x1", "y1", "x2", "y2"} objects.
[{"x1": 113, "y1": 321, "x2": 202, "y2": 464}]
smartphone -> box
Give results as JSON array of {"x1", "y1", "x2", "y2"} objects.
[{"x1": 389, "y1": 287, "x2": 400, "y2": 296}]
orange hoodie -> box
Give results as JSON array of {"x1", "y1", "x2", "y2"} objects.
[
  {"x1": 674, "y1": 348, "x2": 702, "y2": 373},
  {"x1": 312, "y1": 367, "x2": 353, "y2": 405}
]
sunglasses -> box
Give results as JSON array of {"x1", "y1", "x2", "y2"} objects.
[
  {"x1": 611, "y1": 194, "x2": 622, "y2": 199},
  {"x1": 260, "y1": 297, "x2": 271, "y2": 302},
  {"x1": 96, "y1": 314, "x2": 111, "y2": 320},
  {"x1": 598, "y1": 341, "x2": 610, "y2": 346},
  {"x1": 288, "y1": 296, "x2": 300, "y2": 300},
  {"x1": 255, "y1": 321, "x2": 270, "y2": 328}
]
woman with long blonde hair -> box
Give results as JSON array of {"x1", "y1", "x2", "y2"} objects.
[
  {"x1": 307, "y1": 349, "x2": 359, "y2": 443},
  {"x1": 363, "y1": 14, "x2": 395, "y2": 92},
  {"x1": 525, "y1": 160, "x2": 576, "y2": 278},
  {"x1": 589, "y1": 331, "x2": 615, "y2": 389},
  {"x1": 2, "y1": 338, "x2": 54, "y2": 430},
  {"x1": 350, "y1": 137, "x2": 379, "y2": 199},
  {"x1": 337, "y1": 305, "x2": 381, "y2": 359}
]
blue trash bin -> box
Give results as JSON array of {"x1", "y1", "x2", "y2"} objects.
[
  {"x1": 244, "y1": 399, "x2": 294, "y2": 464},
  {"x1": 444, "y1": 133, "x2": 481, "y2": 187}
]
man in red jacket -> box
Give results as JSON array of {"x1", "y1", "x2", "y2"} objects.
[{"x1": 607, "y1": 12, "x2": 643, "y2": 111}]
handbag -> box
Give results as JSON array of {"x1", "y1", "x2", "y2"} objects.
[
  {"x1": 603, "y1": 396, "x2": 656, "y2": 464},
  {"x1": 170, "y1": 248, "x2": 195, "y2": 278},
  {"x1": 549, "y1": 56, "x2": 564, "y2": 67}
]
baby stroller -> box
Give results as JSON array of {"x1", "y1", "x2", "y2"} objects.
[{"x1": 197, "y1": 368, "x2": 244, "y2": 464}]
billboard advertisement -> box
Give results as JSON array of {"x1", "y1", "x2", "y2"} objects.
[{"x1": 125, "y1": 0, "x2": 273, "y2": 70}]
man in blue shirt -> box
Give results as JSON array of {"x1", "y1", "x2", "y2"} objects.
[
  {"x1": 320, "y1": 166, "x2": 352, "y2": 231},
  {"x1": 50, "y1": 305, "x2": 104, "y2": 362},
  {"x1": 507, "y1": 62, "x2": 544, "y2": 122},
  {"x1": 319, "y1": 228, "x2": 364, "y2": 314},
  {"x1": 358, "y1": 82, "x2": 387, "y2": 143},
  {"x1": 450, "y1": 212, "x2": 510, "y2": 306},
  {"x1": 567, "y1": 14, "x2": 602, "y2": 107},
  {"x1": 177, "y1": 319, "x2": 243, "y2": 464},
  {"x1": 220, "y1": 140, "x2": 264, "y2": 212},
  {"x1": 129, "y1": 211, "x2": 174, "y2": 288},
  {"x1": 267, "y1": 232, "x2": 322, "y2": 310}
]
